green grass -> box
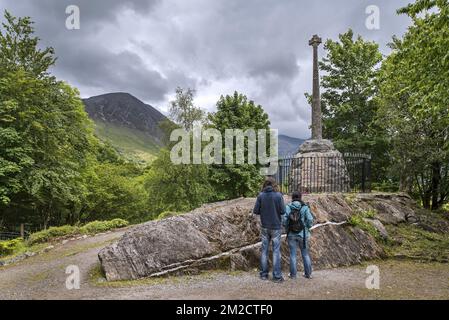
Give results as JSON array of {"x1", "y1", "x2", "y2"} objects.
[
  {"x1": 156, "y1": 211, "x2": 184, "y2": 220},
  {"x1": 94, "y1": 120, "x2": 161, "y2": 163},
  {"x1": 79, "y1": 219, "x2": 129, "y2": 235},
  {"x1": 348, "y1": 214, "x2": 382, "y2": 240},
  {"x1": 0, "y1": 238, "x2": 26, "y2": 256},
  {"x1": 384, "y1": 224, "x2": 449, "y2": 262},
  {"x1": 27, "y1": 225, "x2": 79, "y2": 245},
  {"x1": 0, "y1": 219, "x2": 129, "y2": 260},
  {"x1": 27, "y1": 218, "x2": 129, "y2": 245}
]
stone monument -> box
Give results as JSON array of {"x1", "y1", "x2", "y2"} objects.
[{"x1": 289, "y1": 35, "x2": 350, "y2": 193}]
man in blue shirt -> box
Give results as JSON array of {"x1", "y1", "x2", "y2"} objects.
[
  {"x1": 253, "y1": 177, "x2": 285, "y2": 282},
  {"x1": 283, "y1": 191, "x2": 314, "y2": 279}
]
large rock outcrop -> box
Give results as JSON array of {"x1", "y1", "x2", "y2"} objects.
[{"x1": 99, "y1": 193, "x2": 418, "y2": 281}]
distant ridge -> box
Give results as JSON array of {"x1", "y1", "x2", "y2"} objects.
[{"x1": 278, "y1": 134, "x2": 305, "y2": 157}]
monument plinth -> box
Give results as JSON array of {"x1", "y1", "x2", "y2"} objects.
[{"x1": 289, "y1": 35, "x2": 349, "y2": 193}]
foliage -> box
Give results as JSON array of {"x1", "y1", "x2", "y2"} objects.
[
  {"x1": 384, "y1": 224, "x2": 449, "y2": 262},
  {"x1": 82, "y1": 162, "x2": 149, "y2": 223},
  {"x1": 0, "y1": 238, "x2": 25, "y2": 256},
  {"x1": 157, "y1": 211, "x2": 183, "y2": 220},
  {"x1": 312, "y1": 29, "x2": 389, "y2": 183},
  {"x1": 347, "y1": 214, "x2": 381, "y2": 240},
  {"x1": 27, "y1": 218, "x2": 129, "y2": 245},
  {"x1": 377, "y1": 0, "x2": 449, "y2": 209},
  {"x1": 0, "y1": 11, "x2": 55, "y2": 77},
  {"x1": 0, "y1": 11, "x2": 97, "y2": 228},
  {"x1": 168, "y1": 87, "x2": 205, "y2": 131},
  {"x1": 93, "y1": 121, "x2": 160, "y2": 164},
  {"x1": 28, "y1": 225, "x2": 79, "y2": 245},
  {"x1": 207, "y1": 92, "x2": 270, "y2": 199},
  {"x1": 443, "y1": 203, "x2": 449, "y2": 213},
  {"x1": 79, "y1": 218, "x2": 129, "y2": 234},
  {"x1": 143, "y1": 149, "x2": 213, "y2": 217}
]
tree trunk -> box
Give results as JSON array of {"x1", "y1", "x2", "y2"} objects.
[{"x1": 431, "y1": 162, "x2": 442, "y2": 210}]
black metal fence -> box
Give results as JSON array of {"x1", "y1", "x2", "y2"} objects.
[
  {"x1": 0, "y1": 232, "x2": 23, "y2": 241},
  {"x1": 274, "y1": 153, "x2": 371, "y2": 194}
]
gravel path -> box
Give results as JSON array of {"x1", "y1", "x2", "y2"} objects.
[{"x1": 1, "y1": 230, "x2": 448, "y2": 300}]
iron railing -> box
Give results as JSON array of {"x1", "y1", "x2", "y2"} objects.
[
  {"x1": 274, "y1": 153, "x2": 371, "y2": 194},
  {"x1": 0, "y1": 232, "x2": 23, "y2": 241}
]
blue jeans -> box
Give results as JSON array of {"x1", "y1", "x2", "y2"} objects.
[
  {"x1": 260, "y1": 228, "x2": 282, "y2": 279},
  {"x1": 287, "y1": 234, "x2": 312, "y2": 278}
]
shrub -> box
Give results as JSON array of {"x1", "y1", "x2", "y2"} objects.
[
  {"x1": 348, "y1": 214, "x2": 381, "y2": 240},
  {"x1": 0, "y1": 238, "x2": 25, "y2": 256},
  {"x1": 79, "y1": 219, "x2": 129, "y2": 234},
  {"x1": 361, "y1": 208, "x2": 377, "y2": 219},
  {"x1": 107, "y1": 218, "x2": 129, "y2": 229},
  {"x1": 28, "y1": 225, "x2": 79, "y2": 245},
  {"x1": 443, "y1": 203, "x2": 449, "y2": 212},
  {"x1": 157, "y1": 211, "x2": 182, "y2": 220},
  {"x1": 27, "y1": 219, "x2": 129, "y2": 244}
]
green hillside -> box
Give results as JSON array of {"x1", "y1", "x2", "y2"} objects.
[{"x1": 93, "y1": 120, "x2": 161, "y2": 164}]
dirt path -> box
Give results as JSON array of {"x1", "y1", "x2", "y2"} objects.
[{"x1": 0, "y1": 230, "x2": 448, "y2": 300}]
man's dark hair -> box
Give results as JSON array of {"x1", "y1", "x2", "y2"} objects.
[
  {"x1": 291, "y1": 191, "x2": 302, "y2": 201},
  {"x1": 261, "y1": 177, "x2": 279, "y2": 192}
]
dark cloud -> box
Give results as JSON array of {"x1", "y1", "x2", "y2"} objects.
[{"x1": 0, "y1": 0, "x2": 413, "y2": 138}]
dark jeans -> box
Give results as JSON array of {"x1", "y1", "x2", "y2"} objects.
[
  {"x1": 287, "y1": 234, "x2": 312, "y2": 278},
  {"x1": 260, "y1": 228, "x2": 282, "y2": 279}
]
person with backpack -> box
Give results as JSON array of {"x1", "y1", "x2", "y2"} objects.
[
  {"x1": 283, "y1": 191, "x2": 314, "y2": 279},
  {"x1": 253, "y1": 177, "x2": 285, "y2": 283}
]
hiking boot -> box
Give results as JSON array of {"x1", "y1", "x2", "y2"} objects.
[
  {"x1": 303, "y1": 274, "x2": 313, "y2": 279},
  {"x1": 288, "y1": 273, "x2": 297, "y2": 279},
  {"x1": 260, "y1": 275, "x2": 269, "y2": 281}
]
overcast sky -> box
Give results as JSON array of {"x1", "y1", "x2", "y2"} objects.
[{"x1": 1, "y1": 0, "x2": 413, "y2": 138}]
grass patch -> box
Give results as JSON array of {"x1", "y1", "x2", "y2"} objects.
[
  {"x1": 94, "y1": 120, "x2": 160, "y2": 164},
  {"x1": 1, "y1": 218, "x2": 129, "y2": 259},
  {"x1": 79, "y1": 219, "x2": 129, "y2": 235},
  {"x1": 383, "y1": 224, "x2": 449, "y2": 262},
  {"x1": 28, "y1": 225, "x2": 79, "y2": 245},
  {"x1": 28, "y1": 218, "x2": 129, "y2": 245},
  {"x1": 156, "y1": 211, "x2": 184, "y2": 220},
  {"x1": 348, "y1": 214, "x2": 382, "y2": 240},
  {"x1": 0, "y1": 238, "x2": 26, "y2": 256},
  {"x1": 352, "y1": 208, "x2": 378, "y2": 219}
]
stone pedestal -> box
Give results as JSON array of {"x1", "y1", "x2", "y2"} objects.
[{"x1": 289, "y1": 139, "x2": 350, "y2": 193}]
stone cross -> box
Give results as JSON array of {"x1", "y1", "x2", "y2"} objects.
[{"x1": 309, "y1": 34, "x2": 322, "y2": 140}]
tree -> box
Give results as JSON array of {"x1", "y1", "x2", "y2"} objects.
[
  {"x1": 310, "y1": 29, "x2": 389, "y2": 183},
  {"x1": 0, "y1": 11, "x2": 96, "y2": 228},
  {"x1": 82, "y1": 162, "x2": 149, "y2": 223},
  {"x1": 207, "y1": 92, "x2": 271, "y2": 199},
  {"x1": 143, "y1": 149, "x2": 213, "y2": 216},
  {"x1": 168, "y1": 87, "x2": 205, "y2": 131},
  {"x1": 0, "y1": 11, "x2": 55, "y2": 78},
  {"x1": 377, "y1": 0, "x2": 449, "y2": 209}
]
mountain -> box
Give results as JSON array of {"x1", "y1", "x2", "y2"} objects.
[
  {"x1": 83, "y1": 92, "x2": 304, "y2": 162},
  {"x1": 83, "y1": 92, "x2": 168, "y2": 163},
  {"x1": 278, "y1": 134, "x2": 305, "y2": 157}
]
